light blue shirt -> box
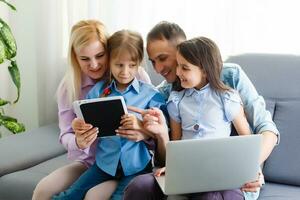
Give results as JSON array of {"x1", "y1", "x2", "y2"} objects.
[
  {"x1": 158, "y1": 63, "x2": 276, "y2": 200},
  {"x1": 157, "y1": 63, "x2": 279, "y2": 137},
  {"x1": 167, "y1": 84, "x2": 242, "y2": 140},
  {"x1": 87, "y1": 78, "x2": 165, "y2": 176}
]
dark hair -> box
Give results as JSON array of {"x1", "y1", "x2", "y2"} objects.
[
  {"x1": 108, "y1": 30, "x2": 144, "y2": 65},
  {"x1": 147, "y1": 21, "x2": 186, "y2": 46},
  {"x1": 177, "y1": 36, "x2": 230, "y2": 92}
]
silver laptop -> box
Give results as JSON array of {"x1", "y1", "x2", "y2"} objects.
[{"x1": 155, "y1": 135, "x2": 262, "y2": 195}]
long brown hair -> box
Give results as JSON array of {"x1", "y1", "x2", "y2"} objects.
[{"x1": 176, "y1": 36, "x2": 230, "y2": 92}]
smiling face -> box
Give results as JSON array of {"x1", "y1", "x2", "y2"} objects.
[
  {"x1": 147, "y1": 39, "x2": 178, "y2": 83},
  {"x1": 110, "y1": 51, "x2": 138, "y2": 91},
  {"x1": 75, "y1": 40, "x2": 108, "y2": 80},
  {"x1": 176, "y1": 51, "x2": 208, "y2": 90}
]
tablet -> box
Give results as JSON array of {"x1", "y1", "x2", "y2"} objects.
[{"x1": 73, "y1": 96, "x2": 127, "y2": 137}]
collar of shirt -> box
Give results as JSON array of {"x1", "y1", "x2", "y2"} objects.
[
  {"x1": 109, "y1": 78, "x2": 140, "y2": 94},
  {"x1": 81, "y1": 74, "x2": 97, "y2": 89},
  {"x1": 185, "y1": 83, "x2": 210, "y2": 97}
]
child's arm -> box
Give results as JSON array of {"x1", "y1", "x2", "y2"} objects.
[
  {"x1": 232, "y1": 106, "x2": 252, "y2": 136},
  {"x1": 170, "y1": 118, "x2": 182, "y2": 140}
]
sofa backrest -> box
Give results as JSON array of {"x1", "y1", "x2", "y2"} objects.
[{"x1": 226, "y1": 53, "x2": 300, "y2": 186}]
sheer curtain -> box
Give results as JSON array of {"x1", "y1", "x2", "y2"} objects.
[{"x1": 5, "y1": 0, "x2": 300, "y2": 130}]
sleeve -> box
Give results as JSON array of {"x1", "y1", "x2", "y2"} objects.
[
  {"x1": 221, "y1": 90, "x2": 243, "y2": 122},
  {"x1": 222, "y1": 64, "x2": 280, "y2": 142},
  {"x1": 136, "y1": 66, "x2": 152, "y2": 84},
  {"x1": 86, "y1": 81, "x2": 104, "y2": 99},
  {"x1": 57, "y1": 83, "x2": 91, "y2": 160},
  {"x1": 166, "y1": 91, "x2": 182, "y2": 123}
]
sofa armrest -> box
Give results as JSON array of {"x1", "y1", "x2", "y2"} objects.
[{"x1": 0, "y1": 123, "x2": 66, "y2": 177}]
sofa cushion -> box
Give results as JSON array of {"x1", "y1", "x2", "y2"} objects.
[
  {"x1": 263, "y1": 101, "x2": 300, "y2": 186},
  {"x1": 0, "y1": 124, "x2": 66, "y2": 176},
  {"x1": 265, "y1": 99, "x2": 276, "y2": 117},
  {"x1": 258, "y1": 182, "x2": 300, "y2": 200},
  {"x1": 0, "y1": 154, "x2": 69, "y2": 200}
]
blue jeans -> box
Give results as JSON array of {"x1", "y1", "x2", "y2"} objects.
[{"x1": 52, "y1": 163, "x2": 150, "y2": 200}]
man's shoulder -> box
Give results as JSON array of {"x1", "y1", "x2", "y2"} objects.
[
  {"x1": 222, "y1": 62, "x2": 242, "y2": 74},
  {"x1": 139, "y1": 81, "x2": 163, "y2": 96}
]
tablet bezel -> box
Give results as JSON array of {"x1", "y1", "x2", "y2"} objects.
[{"x1": 73, "y1": 96, "x2": 128, "y2": 137}]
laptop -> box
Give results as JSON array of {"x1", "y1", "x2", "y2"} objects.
[{"x1": 155, "y1": 135, "x2": 262, "y2": 195}]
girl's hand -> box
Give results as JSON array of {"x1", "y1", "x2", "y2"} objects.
[
  {"x1": 72, "y1": 118, "x2": 98, "y2": 149},
  {"x1": 116, "y1": 128, "x2": 149, "y2": 142},
  {"x1": 154, "y1": 167, "x2": 166, "y2": 177},
  {"x1": 119, "y1": 113, "x2": 143, "y2": 131},
  {"x1": 241, "y1": 170, "x2": 264, "y2": 192}
]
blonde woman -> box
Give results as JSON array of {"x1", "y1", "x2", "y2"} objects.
[{"x1": 32, "y1": 20, "x2": 151, "y2": 200}]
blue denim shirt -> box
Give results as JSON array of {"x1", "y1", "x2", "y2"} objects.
[
  {"x1": 157, "y1": 63, "x2": 280, "y2": 137},
  {"x1": 87, "y1": 78, "x2": 166, "y2": 176}
]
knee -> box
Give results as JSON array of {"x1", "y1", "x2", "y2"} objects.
[
  {"x1": 125, "y1": 174, "x2": 155, "y2": 194},
  {"x1": 32, "y1": 177, "x2": 53, "y2": 200},
  {"x1": 123, "y1": 174, "x2": 164, "y2": 200}
]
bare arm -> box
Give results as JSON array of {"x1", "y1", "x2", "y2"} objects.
[
  {"x1": 232, "y1": 106, "x2": 251, "y2": 136},
  {"x1": 170, "y1": 118, "x2": 182, "y2": 140}
]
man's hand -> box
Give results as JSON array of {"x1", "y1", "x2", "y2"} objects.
[
  {"x1": 242, "y1": 170, "x2": 264, "y2": 192},
  {"x1": 154, "y1": 167, "x2": 166, "y2": 177},
  {"x1": 127, "y1": 106, "x2": 169, "y2": 139},
  {"x1": 72, "y1": 118, "x2": 98, "y2": 149}
]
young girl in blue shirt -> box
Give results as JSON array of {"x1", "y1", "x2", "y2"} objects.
[
  {"x1": 155, "y1": 37, "x2": 259, "y2": 200},
  {"x1": 52, "y1": 30, "x2": 165, "y2": 200}
]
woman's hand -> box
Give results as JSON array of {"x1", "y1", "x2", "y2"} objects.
[
  {"x1": 154, "y1": 167, "x2": 166, "y2": 177},
  {"x1": 241, "y1": 170, "x2": 264, "y2": 192},
  {"x1": 72, "y1": 118, "x2": 98, "y2": 149}
]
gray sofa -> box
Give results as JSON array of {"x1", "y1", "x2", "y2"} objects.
[{"x1": 0, "y1": 53, "x2": 300, "y2": 200}]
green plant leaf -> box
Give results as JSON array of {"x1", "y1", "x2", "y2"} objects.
[
  {"x1": 8, "y1": 60, "x2": 20, "y2": 103},
  {"x1": 0, "y1": 119, "x2": 25, "y2": 134},
  {"x1": 0, "y1": 37, "x2": 5, "y2": 64},
  {"x1": 0, "y1": 17, "x2": 17, "y2": 60},
  {"x1": 0, "y1": 98, "x2": 10, "y2": 106},
  {"x1": 0, "y1": 0, "x2": 16, "y2": 11},
  {"x1": 0, "y1": 114, "x2": 17, "y2": 122}
]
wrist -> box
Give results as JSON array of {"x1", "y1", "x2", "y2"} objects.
[{"x1": 156, "y1": 130, "x2": 169, "y2": 143}]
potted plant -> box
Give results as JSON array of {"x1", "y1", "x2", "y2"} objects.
[{"x1": 0, "y1": 0, "x2": 25, "y2": 137}]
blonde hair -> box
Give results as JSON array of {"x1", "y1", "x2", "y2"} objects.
[
  {"x1": 107, "y1": 30, "x2": 144, "y2": 83},
  {"x1": 108, "y1": 30, "x2": 144, "y2": 65},
  {"x1": 57, "y1": 20, "x2": 108, "y2": 105}
]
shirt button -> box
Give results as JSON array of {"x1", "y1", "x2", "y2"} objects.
[{"x1": 193, "y1": 124, "x2": 200, "y2": 131}]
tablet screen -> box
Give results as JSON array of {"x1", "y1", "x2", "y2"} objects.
[{"x1": 79, "y1": 98, "x2": 126, "y2": 137}]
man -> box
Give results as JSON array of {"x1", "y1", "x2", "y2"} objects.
[{"x1": 122, "y1": 21, "x2": 279, "y2": 200}]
